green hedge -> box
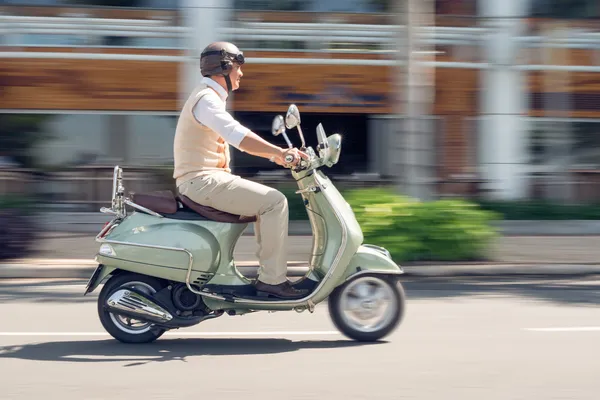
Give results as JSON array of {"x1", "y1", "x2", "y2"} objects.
[
  {"x1": 0, "y1": 194, "x2": 36, "y2": 213},
  {"x1": 279, "y1": 186, "x2": 309, "y2": 220},
  {"x1": 0, "y1": 195, "x2": 38, "y2": 260},
  {"x1": 285, "y1": 187, "x2": 499, "y2": 262},
  {"x1": 477, "y1": 201, "x2": 600, "y2": 220}
]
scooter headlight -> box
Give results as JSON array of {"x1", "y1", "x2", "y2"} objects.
[{"x1": 326, "y1": 134, "x2": 342, "y2": 166}]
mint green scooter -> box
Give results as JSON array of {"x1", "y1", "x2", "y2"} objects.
[{"x1": 84, "y1": 104, "x2": 405, "y2": 343}]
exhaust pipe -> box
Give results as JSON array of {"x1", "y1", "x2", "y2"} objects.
[{"x1": 106, "y1": 288, "x2": 173, "y2": 324}]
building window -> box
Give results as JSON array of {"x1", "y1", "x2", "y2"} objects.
[
  {"x1": 0, "y1": 112, "x2": 178, "y2": 168},
  {"x1": 531, "y1": 0, "x2": 599, "y2": 19},
  {"x1": 435, "y1": 0, "x2": 478, "y2": 16},
  {"x1": 233, "y1": 0, "x2": 387, "y2": 13}
]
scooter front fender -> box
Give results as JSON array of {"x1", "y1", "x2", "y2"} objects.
[{"x1": 342, "y1": 244, "x2": 404, "y2": 282}]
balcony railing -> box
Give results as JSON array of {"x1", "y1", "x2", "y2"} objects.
[{"x1": 1, "y1": 14, "x2": 598, "y2": 71}]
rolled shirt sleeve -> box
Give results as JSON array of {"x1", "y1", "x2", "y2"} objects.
[{"x1": 192, "y1": 93, "x2": 250, "y2": 149}]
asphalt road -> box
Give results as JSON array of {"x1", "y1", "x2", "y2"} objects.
[{"x1": 0, "y1": 276, "x2": 599, "y2": 399}]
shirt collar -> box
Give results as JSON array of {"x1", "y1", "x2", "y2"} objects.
[{"x1": 202, "y1": 77, "x2": 228, "y2": 101}]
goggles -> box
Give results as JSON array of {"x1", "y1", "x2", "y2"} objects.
[
  {"x1": 201, "y1": 49, "x2": 245, "y2": 65},
  {"x1": 228, "y1": 51, "x2": 245, "y2": 65}
]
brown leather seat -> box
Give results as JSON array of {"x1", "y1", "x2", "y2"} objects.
[
  {"x1": 132, "y1": 190, "x2": 178, "y2": 214},
  {"x1": 131, "y1": 190, "x2": 256, "y2": 224},
  {"x1": 177, "y1": 193, "x2": 256, "y2": 224}
]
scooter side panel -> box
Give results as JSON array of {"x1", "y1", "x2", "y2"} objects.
[
  {"x1": 95, "y1": 254, "x2": 192, "y2": 282},
  {"x1": 97, "y1": 212, "x2": 246, "y2": 278}
]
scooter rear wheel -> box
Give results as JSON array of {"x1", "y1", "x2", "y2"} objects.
[
  {"x1": 328, "y1": 275, "x2": 405, "y2": 342},
  {"x1": 98, "y1": 273, "x2": 168, "y2": 344}
]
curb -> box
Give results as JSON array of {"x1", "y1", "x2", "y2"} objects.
[
  {"x1": 2, "y1": 259, "x2": 600, "y2": 280},
  {"x1": 398, "y1": 263, "x2": 600, "y2": 278}
]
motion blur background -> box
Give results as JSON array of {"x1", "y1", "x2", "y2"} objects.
[{"x1": 1, "y1": 0, "x2": 599, "y2": 259}]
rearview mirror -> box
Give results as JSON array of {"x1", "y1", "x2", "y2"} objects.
[
  {"x1": 272, "y1": 115, "x2": 292, "y2": 148},
  {"x1": 271, "y1": 115, "x2": 285, "y2": 137},
  {"x1": 285, "y1": 104, "x2": 305, "y2": 148},
  {"x1": 285, "y1": 104, "x2": 301, "y2": 130}
]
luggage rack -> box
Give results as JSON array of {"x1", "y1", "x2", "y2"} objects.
[{"x1": 100, "y1": 165, "x2": 163, "y2": 219}]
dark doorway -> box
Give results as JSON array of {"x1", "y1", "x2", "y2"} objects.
[{"x1": 231, "y1": 111, "x2": 369, "y2": 177}]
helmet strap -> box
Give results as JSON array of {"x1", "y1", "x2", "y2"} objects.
[{"x1": 224, "y1": 74, "x2": 233, "y2": 94}]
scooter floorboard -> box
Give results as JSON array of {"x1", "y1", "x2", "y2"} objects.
[{"x1": 203, "y1": 278, "x2": 319, "y2": 301}]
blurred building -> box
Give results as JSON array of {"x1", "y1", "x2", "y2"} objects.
[{"x1": 1, "y1": 0, "x2": 599, "y2": 205}]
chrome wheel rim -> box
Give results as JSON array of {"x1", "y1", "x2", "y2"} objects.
[
  {"x1": 338, "y1": 277, "x2": 397, "y2": 333},
  {"x1": 108, "y1": 281, "x2": 156, "y2": 335}
]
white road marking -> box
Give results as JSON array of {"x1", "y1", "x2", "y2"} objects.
[
  {"x1": 0, "y1": 331, "x2": 341, "y2": 337},
  {"x1": 525, "y1": 327, "x2": 600, "y2": 332}
]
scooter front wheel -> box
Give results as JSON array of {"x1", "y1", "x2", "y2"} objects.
[
  {"x1": 328, "y1": 275, "x2": 405, "y2": 342},
  {"x1": 98, "y1": 273, "x2": 168, "y2": 344}
]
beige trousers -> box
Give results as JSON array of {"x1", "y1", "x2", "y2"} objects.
[{"x1": 177, "y1": 171, "x2": 289, "y2": 285}]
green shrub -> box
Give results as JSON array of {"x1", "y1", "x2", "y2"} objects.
[
  {"x1": 0, "y1": 194, "x2": 36, "y2": 212},
  {"x1": 477, "y1": 200, "x2": 600, "y2": 220},
  {"x1": 279, "y1": 186, "x2": 309, "y2": 220},
  {"x1": 0, "y1": 195, "x2": 38, "y2": 260},
  {"x1": 343, "y1": 188, "x2": 501, "y2": 262}
]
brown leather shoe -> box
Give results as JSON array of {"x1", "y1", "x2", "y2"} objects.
[{"x1": 254, "y1": 280, "x2": 309, "y2": 299}]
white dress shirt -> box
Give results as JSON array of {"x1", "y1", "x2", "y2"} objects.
[{"x1": 191, "y1": 77, "x2": 250, "y2": 149}]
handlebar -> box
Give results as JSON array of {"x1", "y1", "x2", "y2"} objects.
[
  {"x1": 284, "y1": 150, "x2": 313, "y2": 171},
  {"x1": 272, "y1": 106, "x2": 339, "y2": 174}
]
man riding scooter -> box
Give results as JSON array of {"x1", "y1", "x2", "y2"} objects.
[
  {"x1": 173, "y1": 41, "x2": 310, "y2": 299},
  {"x1": 87, "y1": 44, "x2": 405, "y2": 343}
]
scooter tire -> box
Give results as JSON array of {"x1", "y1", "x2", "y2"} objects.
[
  {"x1": 98, "y1": 272, "x2": 168, "y2": 344},
  {"x1": 328, "y1": 275, "x2": 405, "y2": 342}
]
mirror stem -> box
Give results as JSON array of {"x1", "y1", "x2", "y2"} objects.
[
  {"x1": 282, "y1": 133, "x2": 293, "y2": 148},
  {"x1": 297, "y1": 125, "x2": 306, "y2": 149}
]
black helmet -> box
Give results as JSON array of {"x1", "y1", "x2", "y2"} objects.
[{"x1": 200, "y1": 41, "x2": 245, "y2": 92}]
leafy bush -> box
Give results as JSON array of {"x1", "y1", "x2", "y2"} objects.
[
  {"x1": 0, "y1": 195, "x2": 38, "y2": 260},
  {"x1": 477, "y1": 200, "x2": 600, "y2": 220},
  {"x1": 0, "y1": 194, "x2": 36, "y2": 212},
  {"x1": 0, "y1": 196, "x2": 37, "y2": 260},
  {"x1": 279, "y1": 186, "x2": 309, "y2": 220},
  {"x1": 343, "y1": 188, "x2": 501, "y2": 262}
]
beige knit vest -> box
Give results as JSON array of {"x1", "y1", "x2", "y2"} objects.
[{"x1": 173, "y1": 83, "x2": 231, "y2": 185}]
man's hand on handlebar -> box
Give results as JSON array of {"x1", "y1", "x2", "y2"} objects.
[{"x1": 273, "y1": 148, "x2": 309, "y2": 168}]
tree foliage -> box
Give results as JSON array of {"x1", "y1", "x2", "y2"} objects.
[{"x1": 0, "y1": 114, "x2": 54, "y2": 168}]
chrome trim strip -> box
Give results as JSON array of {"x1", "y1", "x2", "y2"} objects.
[
  {"x1": 344, "y1": 270, "x2": 404, "y2": 283},
  {"x1": 111, "y1": 165, "x2": 118, "y2": 206},
  {"x1": 107, "y1": 166, "x2": 126, "y2": 218},
  {"x1": 106, "y1": 288, "x2": 173, "y2": 322},
  {"x1": 95, "y1": 219, "x2": 116, "y2": 240},
  {"x1": 362, "y1": 244, "x2": 392, "y2": 259},
  {"x1": 100, "y1": 207, "x2": 119, "y2": 216}
]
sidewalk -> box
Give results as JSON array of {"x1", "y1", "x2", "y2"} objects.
[
  {"x1": 37, "y1": 213, "x2": 600, "y2": 236},
  {"x1": 2, "y1": 232, "x2": 600, "y2": 279},
  {"x1": 23, "y1": 231, "x2": 600, "y2": 264}
]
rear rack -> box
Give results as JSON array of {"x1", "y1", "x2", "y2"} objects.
[{"x1": 100, "y1": 165, "x2": 163, "y2": 219}]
